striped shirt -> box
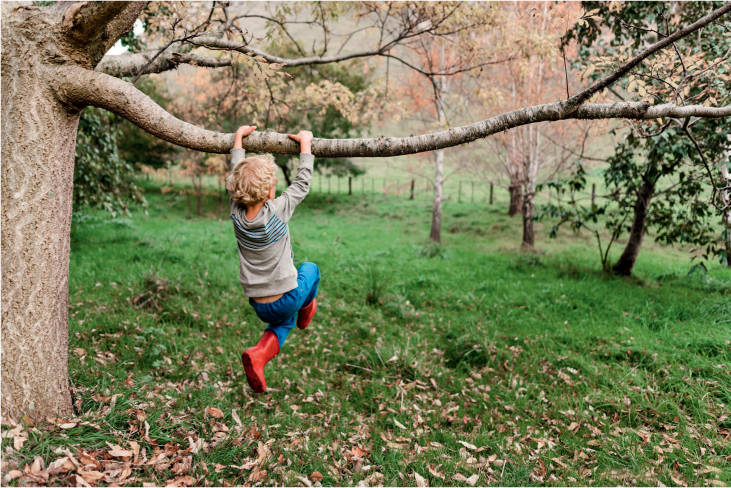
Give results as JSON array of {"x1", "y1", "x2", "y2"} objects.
[{"x1": 229, "y1": 149, "x2": 314, "y2": 297}]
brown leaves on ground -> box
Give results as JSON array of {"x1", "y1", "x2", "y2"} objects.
[
  {"x1": 310, "y1": 471, "x2": 324, "y2": 482},
  {"x1": 0, "y1": 431, "x2": 209, "y2": 487},
  {"x1": 205, "y1": 406, "x2": 224, "y2": 419}
]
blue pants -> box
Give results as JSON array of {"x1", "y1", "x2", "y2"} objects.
[{"x1": 249, "y1": 263, "x2": 320, "y2": 348}]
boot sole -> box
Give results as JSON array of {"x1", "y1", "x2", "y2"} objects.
[{"x1": 241, "y1": 352, "x2": 265, "y2": 393}]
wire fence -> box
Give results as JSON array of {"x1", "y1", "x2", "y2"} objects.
[{"x1": 139, "y1": 170, "x2": 606, "y2": 209}]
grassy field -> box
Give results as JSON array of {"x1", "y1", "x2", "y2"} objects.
[{"x1": 2, "y1": 182, "x2": 730, "y2": 487}]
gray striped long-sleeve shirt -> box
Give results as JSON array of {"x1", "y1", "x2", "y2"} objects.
[{"x1": 229, "y1": 148, "x2": 314, "y2": 297}]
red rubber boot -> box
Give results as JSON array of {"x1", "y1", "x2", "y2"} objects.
[
  {"x1": 241, "y1": 330, "x2": 280, "y2": 393},
  {"x1": 296, "y1": 298, "x2": 317, "y2": 330}
]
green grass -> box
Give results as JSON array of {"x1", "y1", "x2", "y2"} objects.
[{"x1": 2, "y1": 182, "x2": 730, "y2": 487}]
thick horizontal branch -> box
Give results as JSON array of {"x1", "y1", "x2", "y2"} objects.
[
  {"x1": 97, "y1": 48, "x2": 232, "y2": 77},
  {"x1": 54, "y1": 66, "x2": 730, "y2": 158},
  {"x1": 55, "y1": 66, "x2": 233, "y2": 153}
]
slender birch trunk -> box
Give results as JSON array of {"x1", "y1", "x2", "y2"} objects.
[{"x1": 429, "y1": 44, "x2": 447, "y2": 243}]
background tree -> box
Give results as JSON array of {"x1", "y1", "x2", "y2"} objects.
[
  {"x1": 2, "y1": 0, "x2": 729, "y2": 422},
  {"x1": 549, "y1": 1, "x2": 731, "y2": 275},
  {"x1": 466, "y1": 2, "x2": 598, "y2": 248}
]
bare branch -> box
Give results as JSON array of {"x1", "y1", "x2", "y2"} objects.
[
  {"x1": 191, "y1": 36, "x2": 384, "y2": 66},
  {"x1": 97, "y1": 48, "x2": 230, "y2": 77},
  {"x1": 54, "y1": 66, "x2": 731, "y2": 160}
]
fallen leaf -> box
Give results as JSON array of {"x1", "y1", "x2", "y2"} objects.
[
  {"x1": 428, "y1": 465, "x2": 445, "y2": 480},
  {"x1": 6, "y1": 470, "x2": 22, "y2": 480},
  {"x1": 458, "y1": 440, "x2": 477, "y2": 450},
  {"x1": 249, "y1": 468, "x2": 267, "y2": 482},
  {"x1": 187, "y1": 436, "x2": 203, "y2": 454},
  {"x1": 206, "y1": 407, "x2": 224, "y2": 418},
  {"x1": 394, "y1": 419, "x2": 407, "y2": 430},
  {"x1": 311, "y1": 471, "x2": 324, "y2": 482},
  {"x1": 231, "y1": 409, "x2": 242, "y2": 426},
  {"x1": 671, "y1": 475, "x2": 687, "y2": 487},
  {"x1": 231, "y1": 460, "x2": 258, "y2": 470},
  {"x1": 465, "y1": 474, "x2": 479, "y2": 486},
  {"x1": 80, "y1": 470, "x2": 105, "y2": 483},
  {"x1": 76, "y1": 475, "x2": 93, "y2": 487},
  {"x1": 414, "y1": 471, "x2": 428, "y2": 487},
  {"x1": 294, "y1": 475, "x2": 313, "y2": 487},
  {"x1": 429, "y1": 442, "x2": 444, "y2": 448},
  {"x1": 59, "y1": 422, "x2": 78, "y2": 429},
  {"x1": 129, "y1": 440, "x2": 140, "y2": 464},
  {"x1": 108, "y1": 448, "x2": 134, "y2": 458}
]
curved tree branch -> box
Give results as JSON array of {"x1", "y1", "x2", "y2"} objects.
[
  {"x1": 190, "y1": 36, "x2": 385, "y2": 67},
  {"x1": 55, "y1": 66, "x2": 731, "y2": 159}
]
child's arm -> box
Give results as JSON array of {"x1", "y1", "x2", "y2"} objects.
[
  {"x1": 230, "y1": 125, "x2": 257, "y2": 171},
  {"x1": 273, "y1": 131, "x2": 315, "y2": 222}
]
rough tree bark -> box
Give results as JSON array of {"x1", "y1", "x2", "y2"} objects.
[
  {"x1": 2, "y1": 1, "x2": 730, "y2": 422},
  {"x1": 1, "y1": 1, "x2": 146, "y2": 422},
  {"x1": 508, "y1": 185, "x2": 523, "y2": 216},
  {"x1": 612, "y1": 173, "x2": 657, "y2": 276}
]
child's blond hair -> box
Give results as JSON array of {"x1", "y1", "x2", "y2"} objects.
[{"x1": 226, "y1": 155, "x2": 278, "y2": 205}]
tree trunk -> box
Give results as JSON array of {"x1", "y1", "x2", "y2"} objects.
[
  {"x1": 521, "y1": 191, "x2": 535, "y2": 248},
  {"x1": 613, "y1": 178, "x2": 656, "y2": 276},
  {"x1": 218, "y1": 176, "x2": 223, "y2": 214},
  {"x1": 2, "y1": 13, "x2": 80, "y2": 421},
  {"x1": 196, "y1": 175, "x2": 202, "y2": 216},
  {"x1": 430, "y1": 149, "x2": 444, "y2": 243},
  {"x1": 508, "y1": 184, "x2": 523, "y2": 216},
  {"x1": 521, "y1": 125, "x2": 541, "y2": 248},
  {"x1": 280, "y1": 163, "x2": 293, "y2": 187},
  {"x1": 722, "y1": 161, "x2": 731, "y2": 267}
]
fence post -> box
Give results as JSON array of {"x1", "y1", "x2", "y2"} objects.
[
  {"x1": 458, "y1": 181, "x2": 462, "y2": 202},
  {"x1": 591, "y1": 183, "x2": 596, "y2": 206},
  {"x1": 489, "y1": 183, "x2": 494, "y2": 205},
  {"x1": 471, "y1": 181, "x2": 474, "y2": 203},
  {"x1": 348, "y1": 176, "x2": 352, "y2": 195},
  {"x1": 409, "y1": 179, "x2": 415, "y2": 200}
]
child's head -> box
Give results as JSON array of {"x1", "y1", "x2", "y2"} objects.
[{"x1": 226, "y1": 155, "x2": 278, "y2": 205}]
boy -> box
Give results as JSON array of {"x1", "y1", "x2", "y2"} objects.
[{"x1": 226, "y1": 125, "x2": 319, "y2": 393}]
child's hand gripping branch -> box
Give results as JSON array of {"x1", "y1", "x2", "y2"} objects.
[
  {"x1": 288, "y1": 130, "x2": 313, "y2": 154},
  {"x1": 226, "y1": 125, "x2": 320, "y2": 394}
]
